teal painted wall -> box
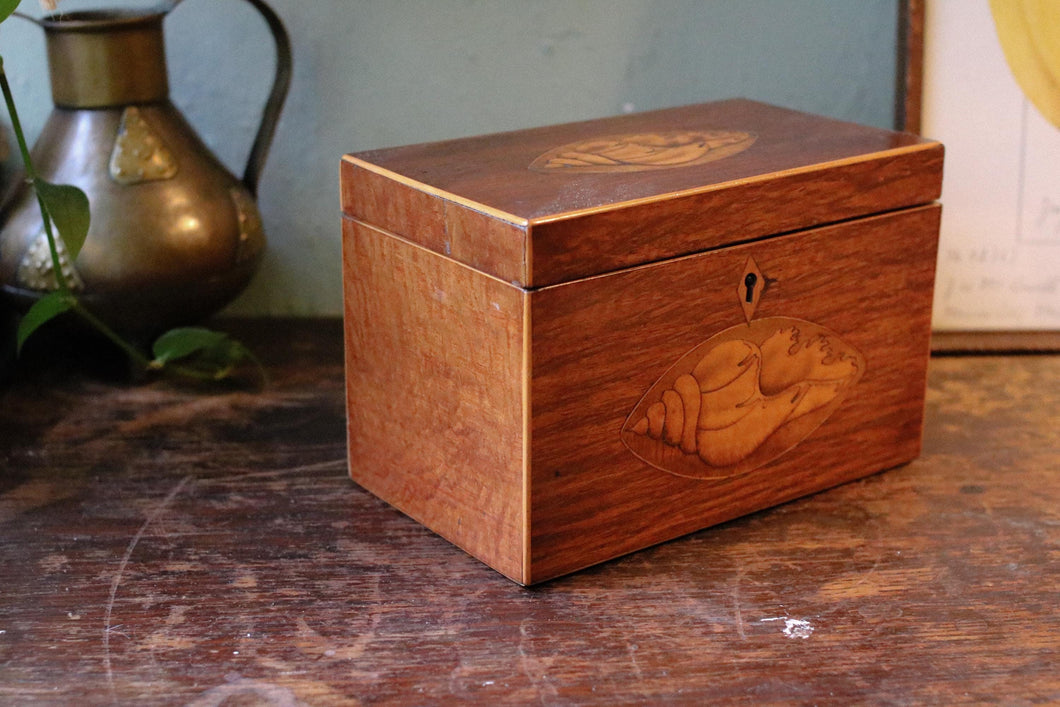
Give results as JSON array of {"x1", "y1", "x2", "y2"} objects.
[{"x1": 1, "y1": 0, "x2": 900, "y2": 316}]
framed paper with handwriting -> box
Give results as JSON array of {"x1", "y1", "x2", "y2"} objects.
[{"x1": 909, "y1": 0, "x2": 1060, "y2": 350}]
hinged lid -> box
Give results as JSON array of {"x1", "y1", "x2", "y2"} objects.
[{"x1": 341, "y1": 99, "x2": 943, "y2": 288}]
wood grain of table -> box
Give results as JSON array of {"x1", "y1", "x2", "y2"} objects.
[{"x1": 1, "y1": 319, "x2": 1057, "y2": 705}]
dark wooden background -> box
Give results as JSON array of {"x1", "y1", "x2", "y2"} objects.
[{"x1": 1, "y1": 320, "x2": 1057, "y2": 704}]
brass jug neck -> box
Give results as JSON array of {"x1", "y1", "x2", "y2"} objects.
[{"x1": 43, "y1": 10, "x2": 169, "y2": 108}]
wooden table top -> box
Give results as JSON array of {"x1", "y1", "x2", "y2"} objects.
[{"x1": 1, "y1": 320, "x2": 1057, "y2": 705}]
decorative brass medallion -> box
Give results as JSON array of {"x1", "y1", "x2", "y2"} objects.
[
  {"x1": 529, "y1": 130, "x2": 756, "y2": 173},
  {"x1": 16, "y1": 228, "x2": 84, "y2": 292},
  {"x1": 109, "y1": 106, "x2": 179, "y2": 185},
  {"x1": 621, "y1": 259, "x2": 865, "y2": 480}
]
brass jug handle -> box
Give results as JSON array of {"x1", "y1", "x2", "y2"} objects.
[
  {"x1": 16, "y1": 0, "x2": 290, "y2": 196},
  {"x1": 165, "y1": 0, "x2": 292, "y2": 197}
]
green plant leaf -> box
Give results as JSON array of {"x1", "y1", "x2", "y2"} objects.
[
  {"x1": 35, "y1": 179, "x2": 90, "y2": 259},
  {"x1": 16, "y1": 291, "x2": 74, "y2": 354},
  {"x1": 152, "y1": 327, "x2": 231, "y2": 364},
  {"x1": 0, "y1": 0, "x2": 21, "y2": 25},
  {"x1": 151, "y1": 327, "x2": 259, "y2": 380}
]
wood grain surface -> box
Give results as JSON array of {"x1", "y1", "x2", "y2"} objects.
[
  {"x1": 342, "y1": 204, "x2": 940, "y2": 584},
  {"x1": 343, "y1": 219, "x2": 527, "y2": 582},
  {"x1": 343, "y1": 99, "x2": 942, "y2": 286},
  {"x1": 528, "y1": 143, "x2": 941, "y2": 287},
  {"x1": 1, "y1": 320, "x2": 1057, "y2": 704},
  {"x1": 527, "y1": 205, "x2": 940, "y2": 582}
]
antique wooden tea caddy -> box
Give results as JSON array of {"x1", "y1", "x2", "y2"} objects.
[{"x1": 341, "y1": 99, "x2": 944, "y2": 584}]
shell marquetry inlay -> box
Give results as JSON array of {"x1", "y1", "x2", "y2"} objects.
[
  {"x1": 529, "y1": 130, "x2": 756, "y2": 173},
  {"x1": 622, "y1": 317, "x2": 865, "y2": 480}
]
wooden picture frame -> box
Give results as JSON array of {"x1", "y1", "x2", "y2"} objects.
[{"x1": 899, "y1": 0, "x2": 1060, "y2": 353}]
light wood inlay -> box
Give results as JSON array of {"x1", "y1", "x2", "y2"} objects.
[
  {"x1": 529, "y1": 130, "x2": 756, "y2": 173},
  {"x1": 527, "y1": 205, "x2": 940, "y2": 582},
  {"x1": 343, "y1": 99, "x2": 943, "y2": 287},
  {"x1": 340, "y1": 99, "x2": 945, "y2": 584},
  {"x1": 623, "y1": 317, "x2": 865, "y2": 479}
]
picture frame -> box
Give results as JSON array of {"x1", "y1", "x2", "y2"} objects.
[{"x1": 899, "y1": 0, "x2": 1060, "y2": 353}]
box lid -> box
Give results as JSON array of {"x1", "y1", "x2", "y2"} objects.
[{"x1": 341, "y1": 99, "x2": 943, "y2": 288}]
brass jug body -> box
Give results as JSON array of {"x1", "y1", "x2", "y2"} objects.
[{"x1": 0, "y1": 3, "x2": 291, "y2": 335}]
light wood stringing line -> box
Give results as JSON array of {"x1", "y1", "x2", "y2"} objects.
[
  {"x1": 522, "y1": 289, "x2": 532, "y2": 583},
  {"x1": 343, "y1": 156, "x2": 530, "y2": 227},
  {"x1": 530, "y1": 142, "x2": 942, "y2": 224},
  {"x1": 342, "y1": 215, "x2": 526, "y2": 290},
  {"x1": 344, "y1": 141, "x2": 941, "y2": 228}
]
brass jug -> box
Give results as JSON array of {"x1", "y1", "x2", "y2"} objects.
[{"x1": 0, "y1": 0, "x2": 291, "y2": 335}]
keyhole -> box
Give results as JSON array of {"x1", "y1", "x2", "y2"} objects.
[{"x1": 744, "y1": 272, "x2": 758, "y2": 303}]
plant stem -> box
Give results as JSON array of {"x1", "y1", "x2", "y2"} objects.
[
  {"x1": 69, "y1": 300, "x2": 151, "y2": 368},
  {"x1": 0, "y1": 55, "x2": 259, "y2": 385},
  {"x1": 0, "y1": 57, "x2": 34, "y2": 176},
  {"x1": 1, "y1": 54, "x2": 151, "y2": 373},
  {"x1": 0, "y1": 54, "x2": 69, "y2": 296}
]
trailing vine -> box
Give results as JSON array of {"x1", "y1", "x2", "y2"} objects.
[{"x1": 1, "y1": 0, "x2": 262, "y2": 383}]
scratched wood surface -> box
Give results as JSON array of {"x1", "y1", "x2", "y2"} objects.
[{"x1": 1, "y1": 320, "x2": 1058, "y2": 705}]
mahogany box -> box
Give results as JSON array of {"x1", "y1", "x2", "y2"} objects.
[{"x1": 340, "y1": 99, "x2": 944, "y2": 584}]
